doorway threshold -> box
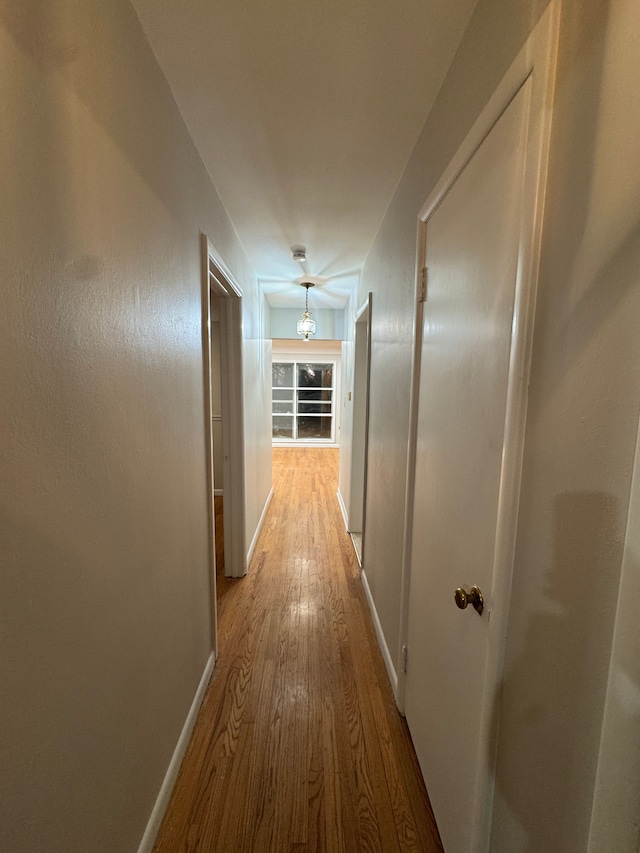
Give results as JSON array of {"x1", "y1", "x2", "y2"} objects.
[{"x1": 350, "y1": 532, "x2": 363, "y2": 567}]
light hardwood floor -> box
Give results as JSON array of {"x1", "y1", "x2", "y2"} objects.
[{"x1": 153, "y1": 447, "x2": 443, "y2": 852}]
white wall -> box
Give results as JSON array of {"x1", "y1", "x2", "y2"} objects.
[
  {"x1": 269, "y1": 306, "x2": 345, "y2": 340},
  {"x1": 0, "y1": 2, "x2": 270, "y2": 851},
  {"x1": 243, "y1": 332, "x2": 273, "y2": 545},
  {"x1": 338, "y1": 292, "x2": 359, "y2": 525},
  {"x1": 359, "y1": 0, "x2": 640, "y2": 849},
  {"x1": 348, "y1": 310, "x2": 370, "y2": 532},
  {"x1": 588, "y1": 388, "x2": 640, "y2": 851},
  {"x1": 492, "y1": 1, "x2": 640, "y2": 847},
  {"x1": 241, "y1": 289, "x2": 273, "y2": 549},
  {"x1": 210, "y1": 316, "x2": 223, "y2": 489}
]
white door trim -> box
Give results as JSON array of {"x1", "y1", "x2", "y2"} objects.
[
  {"x1": 397, "y1": 2, "x2": 559, "y2": 849},
  {"x1": 348, "y1": 293, "x2": 372, "y2": 565},
  {"x1": 201, "y1": 235, "x2": 248, "y2": 581},
  {"x1": 201, "y1": 239, "x2": 218, "y2": 651}
]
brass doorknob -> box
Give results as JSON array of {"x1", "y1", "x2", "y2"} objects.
[{"x1": 454, "y1": 585, "x2": 484, "y2": 615}]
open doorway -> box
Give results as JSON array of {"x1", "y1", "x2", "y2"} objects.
[
  {"x1": 347, "y1": 295, "x2": 372, "y2": 565},
  {"x1": 201, "y1": 235, "x2": 247, "y2": 647},
  {"x1": 206, "y1": 300, "x2": 227, "y2": 595}
]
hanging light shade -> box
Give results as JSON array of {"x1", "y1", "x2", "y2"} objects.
[{"x1": 296, "y1": 282, "x2": 316, "y2": 341}]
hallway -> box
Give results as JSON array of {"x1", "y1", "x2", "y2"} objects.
[{"x1": 153, "y1": 448, "x2": 442, "y2": 852}]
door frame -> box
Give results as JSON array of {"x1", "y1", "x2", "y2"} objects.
[
  {"x1": 201, "y1": 235, "x2": 247, "y2": 592},
  {"x1": 397, "y1": 2, "x2": 559, "y2": 847},
  {"x1": 347, "y1": 294, "x2": 372, "y2": 565}
]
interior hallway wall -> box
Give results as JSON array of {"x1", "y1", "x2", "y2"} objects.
[
  {"x1": 268, "y1": 306, "x2": 345, "y2": 340},
  {"x1": 210, "y1": 315, "x2": 223, "y2": 489},
  {"x1": 338, "y1": 291, "x2": 358, "y2": 524},
  {"x1": 0, "y1": 2, "x2": 271, "y2": 851},
  {"x1": 360, "y1": 0, "x2": 640, "y2": 850},
  {"x1": 241, "y1": 289, "x2": 273, "y2": 553}
]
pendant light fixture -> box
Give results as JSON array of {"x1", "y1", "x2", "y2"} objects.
[{"x1": 296, "y1": 282, "x2": 316, "y2": 341}]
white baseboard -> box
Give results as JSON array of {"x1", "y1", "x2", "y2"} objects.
[
  {"x1": 361, "y1": 569, "x2": 398, "y2": 697},
  {"x1": 247, "y1": 487, "x2": 274, "y2": 565},
  {"x1": 272, "y1": 441, "x2": 339, "y2": 448},
  {"x1": 336, "y1": 488, "x2": 349, "y2": 532},
  {"x1": 137, "y1": 651, "x2": 216, "y2": 853}
]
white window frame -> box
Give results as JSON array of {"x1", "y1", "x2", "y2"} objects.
[{"x1": 272, "y1": 359, "x2": 337, "y2": 444}]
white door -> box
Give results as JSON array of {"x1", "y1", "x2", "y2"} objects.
[{"x1": 405, "y1": 83, "x2": 530, "y2": 852}]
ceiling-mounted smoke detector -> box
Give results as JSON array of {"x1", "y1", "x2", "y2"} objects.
[{"x1": 291, "y1": 245, "x2": 307, "y2": 263}]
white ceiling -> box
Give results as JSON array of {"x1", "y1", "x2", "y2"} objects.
[{"x1": 131, "y1": 0, "x2": 479, "y2": 309}]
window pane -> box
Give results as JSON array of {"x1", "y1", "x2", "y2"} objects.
[
  {"x1": 272, "y1": 363, "x2": 294, "y2": 387},
  {"x1": 298, "y1": 389, "x2": 332, "y2": 402},
  {"x1": 297, "y1": 415, "x2": 332, "y2": 440},
  {"x1": 271, "y1": 359, "x2": 336, "y2": 443},
  {"x1": 297, "y1": 363, "x2": 333, "y2": 388},
  {"x1": 273, "y1": 389, "x2": 293, "y2": 402},
  {"x1": 272, "y1": 416, "x2": 293, "y2": 438},
  {"x1": 298, "y1": 402, "x2": 332, "y2": 415}
]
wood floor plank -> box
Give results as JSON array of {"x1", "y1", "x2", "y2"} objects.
[{"x1": 153, "y1": 448, "x2": 443, "y2": 853}]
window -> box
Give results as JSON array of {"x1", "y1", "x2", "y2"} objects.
[{"x1": 272, "y1": 361, "x2": 335, "y2": 442}]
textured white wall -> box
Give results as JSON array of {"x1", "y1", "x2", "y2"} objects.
[
  {"x1": 268, "y1": 307, "x2": 345, "y2": 340},
  {"x1": 0, "y1": 2, "x2": 270, "y2": 851},
  {"x1": 210, "y1": 318, "x2": 223, "y2": 489},
  {"x1": 338, "y1": 292, "x2": 358, "y2": 523},
  {"x1": 360, "y1": 0, "x2": 640, "y2": 849},
  {"x1": 492, "y1": 1, "x2": 640, "y2": 848},
  {"x1": 588, "y1": 387, "x2": 640, "y2": 851}
]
